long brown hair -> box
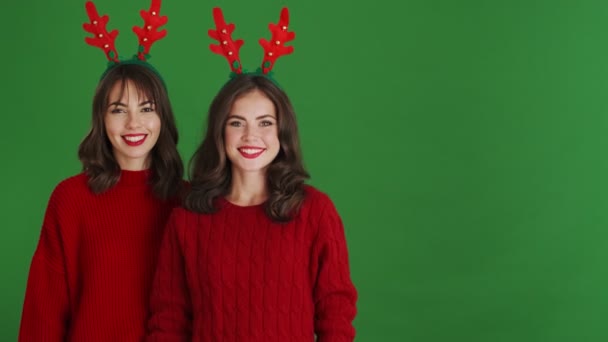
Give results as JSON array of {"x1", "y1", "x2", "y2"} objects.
[
  {"x1": 78, "y1": 63, "x2": 183, "y2": 200},
  {"x1": 186, "y1": 74, "x2": 309, "y2": 222}
]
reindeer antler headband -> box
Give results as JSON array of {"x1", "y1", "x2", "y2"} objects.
[
  {"x1": 83, "y1": 0, "x2": 168, "y2": 79},
  {"x1": 208, "y1": 7, "x2": 295, "y2": 79}
]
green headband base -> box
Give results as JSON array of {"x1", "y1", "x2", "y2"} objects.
[
  {"x1": 100, "y1": 56, "x2": 167, "y2": 89},
  {"x1": 229, "y1": 68, "x2": 282, "y2": 88}
]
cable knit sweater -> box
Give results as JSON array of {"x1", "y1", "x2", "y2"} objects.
[
  {"x1": 147, "y1": 185, "x2": 357, "y2": 342},
  {"x1": 19, "y1": 170, "x2": 179, "y2": 341}
]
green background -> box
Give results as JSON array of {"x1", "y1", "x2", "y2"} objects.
[{"x1": 2, "y1": 0, "x2": 608, "y2": 340}]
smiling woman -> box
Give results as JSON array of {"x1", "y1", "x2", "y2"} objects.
[
  {"x1": 145, "y1": 9, "x2": 357, "y2": 340},
  {"x1": 147, "y1": 75, "x2": 357, "y2": 341},
  {"x1": 18, "y1": 1, "x2": 185, "y2": 341},
  {"x1": 19, "y1": 62, "x2": 185, "y2": 342}
]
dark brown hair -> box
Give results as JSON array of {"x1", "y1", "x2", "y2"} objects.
[
  {"x1": 78, "y1": 63, "x2": 183, "y2": 200},
  {"x1": 185, "y1": 74, "x2": 309, "y2": 222}
]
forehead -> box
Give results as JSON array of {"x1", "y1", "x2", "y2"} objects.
[{"x1": 230, "y1": 89, "x2": 276, "y2": 118}]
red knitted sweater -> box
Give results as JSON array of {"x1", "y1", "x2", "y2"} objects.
[
  {"x1": 19, "y1": 170, "x2": 178, "y2": 341},
  {"x1": 147, "y1": 186, "x2": 357, "y2": 342}
]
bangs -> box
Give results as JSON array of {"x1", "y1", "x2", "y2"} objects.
[{"x1": 102, "y1": 65, "x2": 161, "y2": 110}]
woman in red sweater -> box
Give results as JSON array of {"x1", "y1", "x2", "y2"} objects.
[
  {"x1": 146, "y1": 9, "x2": 357, "y2": 341},
  {"x1": 147, "y1": 75, "x2": 357, "y2": 342},
  {"x1": 19, "y1": 1, "x2": 183, "y2": 341}
]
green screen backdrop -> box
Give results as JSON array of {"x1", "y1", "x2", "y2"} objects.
[{"x1": 2, "y1": 0, "x2": 608, "y2": 341}]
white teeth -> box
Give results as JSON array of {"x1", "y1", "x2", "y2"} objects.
[
  {"x1": 124, "y1": 135, "x2": 145, "y2": 142},
  {"x1": 239, "y1": 148, "x2": 263, "y2": 154}
]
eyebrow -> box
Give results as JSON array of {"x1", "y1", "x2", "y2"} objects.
[
  {"x1": 108, "y1": 100, "x2": 155, "y2": 107},
  {"x1": 227, "y1": 114, "x2": 276, "y2": 120}
]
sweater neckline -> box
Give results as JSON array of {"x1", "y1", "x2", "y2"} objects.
[
  {"x1": 118, "y1": 169, "x2": 151, "y2": 187},
  {"x1": 218, "y1": 197, "x2": 265, "y2": 210}
]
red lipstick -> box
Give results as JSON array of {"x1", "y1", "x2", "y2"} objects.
[
  {"x1": 122, "y1": 134, "x2": 147, "y2": 146},
  {"x1": 238, "y1": 146, "x2": 265, "y2": 159}
]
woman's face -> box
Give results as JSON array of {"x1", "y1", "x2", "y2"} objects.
[
  {"x1": 104, "y1": 79, "x2": 161, "y2": 170},
  {"x1": 224, "y1": 89, "x2": 280, "y2": 176}
]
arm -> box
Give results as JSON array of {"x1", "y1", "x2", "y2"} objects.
[
  {"x1": 19, "y1": 188, "x2": 70, "y2": 341},
  {"x1": 312, "y1": 198, "x2": 358, "y2": 342},
  {"x1": 146, "y1": 208, "x2": 192, "y2": 341}
]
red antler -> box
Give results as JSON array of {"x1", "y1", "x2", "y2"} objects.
[
  {"x1": 83, "y1": 1, "x2": 119, "y2": 63},
  {"x1": 132, "y1": 0, "x2": 168, "y2": 61},
  {"x1": 208, "y1": 8, "x2": 244, "y2": 74},
  {"x1": 259, "y1": 8, "x2": 295, "y2": 74}
]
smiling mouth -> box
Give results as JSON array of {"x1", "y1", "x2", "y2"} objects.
[
  {"x1": 238, "y1": 147, "x2": 265, "y2": 159},
  {"x1": 123, "y1": 134, "x2": 147, "y2": 146}
]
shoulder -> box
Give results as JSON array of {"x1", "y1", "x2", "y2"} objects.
[
  {"x1": 166, "y1": 205, "x2": 201, "y2": 228},
  {"x1": 297, "y1": 186, "x2": 348, "y2": 243},
  {"x1": 169, "y1": 205, "x2": 189, "y2": 218},
  {"x1": 49, "y1": 173, "x2": 90, "y2": 203},
  {"x1": 298, "y1": 185, "x2": 340, "y2": 224},
  {"x1": 302, "y1": 184, "x2": 334, "y2": 209},
  {"x1": 163, "y1": 205, "x2": 209, "y2": 244},
  {"x1": 55, "y1": 173, "x2": 88, "y2": 190},
  {"x1": 42, "y1": 173, "x2": 90, "y2": 225}
]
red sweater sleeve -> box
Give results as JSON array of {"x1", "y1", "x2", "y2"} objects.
[
  {"x1": 147, "y1": 208, "x2": 192, "y2": 341},
  {"x1": 312, "y1": 197, "x2": 358, "y2": 342},
  {"x1": 19, "y1": 187, "x2": 70, "y2": 341}
]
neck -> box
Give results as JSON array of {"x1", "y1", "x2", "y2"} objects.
[
  {"x1": 226, "y1": 168, "x2": 268, "y2": 206},
  {"x1": 116, "y1": 155, "x2": 151, "y2": 171}
]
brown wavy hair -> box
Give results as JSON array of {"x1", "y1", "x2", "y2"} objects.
[
  {"x1": 185, "y1": 74, "x2": 309, "y2": 222},
  {"x1": 78, "y1": 63, "x2": 183, "y2": 200}
]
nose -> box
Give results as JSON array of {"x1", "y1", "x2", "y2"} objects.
[
  {"x1": 126, "y1": 112, "x2": 141, "y2": 129},
  {"x1": 242, "y1": 125, "x2": 259, "y2": 141},
  {"x1": 242, "y1": 125, "x2": 255, "y2": 141}
]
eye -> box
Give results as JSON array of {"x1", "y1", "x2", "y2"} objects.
[
  {"x1": 228, "y1": 121, "x2": 243, "y2": 127},
  {"x1": 260, "y1": 120, "x2": 274, "y2": 127},
  {"x1": 142, "y1": 107, "x2": 155, "y2": 113},
  {"x1": 109, "y1": 107, "x2": 126, "y2": 114}
]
